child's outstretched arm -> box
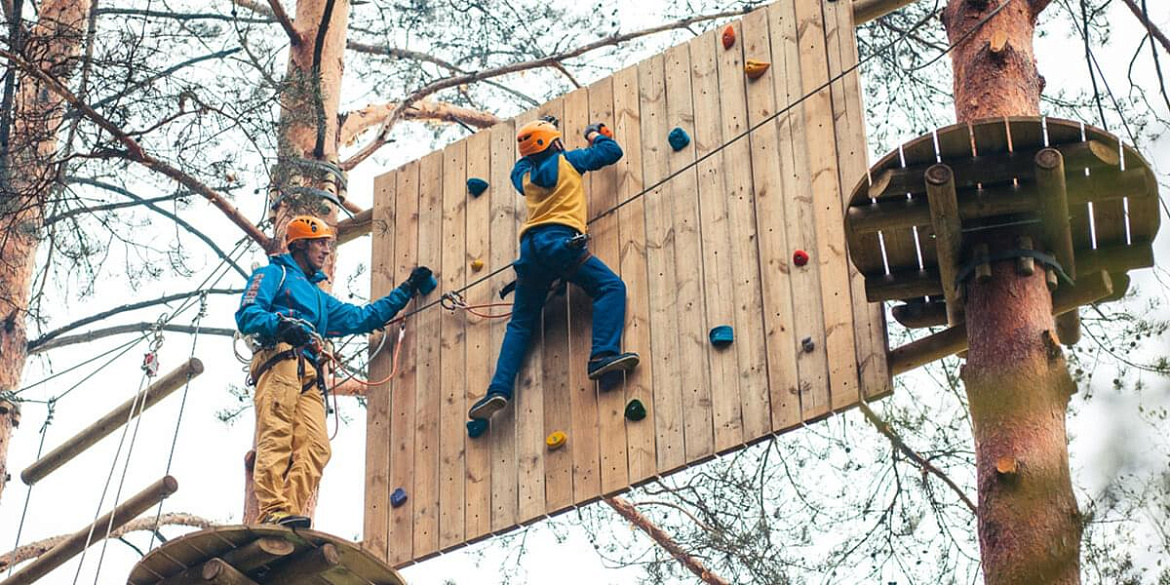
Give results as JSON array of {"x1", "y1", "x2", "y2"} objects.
[{"x1": 564, "y1": 130, "x2": 622, "y2": 174}]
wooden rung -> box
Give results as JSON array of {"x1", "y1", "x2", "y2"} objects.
[
  {"x1": 868, "y1": 139, "x2": 1120, "y2": 200},
  {"x1": 924, "y1": 164, "x2": 963, "y2": 326},
  {"x1": 198, "y1": 559, "x2": 259, "y2": 585},
  {"x1": 1035, "y1": 147, "x2": 1081, "y2": 345},
  {"x1": 1, "y1": 476, "x2": 178, "y2": 585},
  {"x1": 865, "y1": 241, "x2": 1153, "y2": 302},
  {"x1": 260, "y1": 544, "x2": 341, "y2": 585},
  {"x1": 889, "y1": 271, "x2": 1112, "y2": 375},
  {"x1": 22, "y1": 358, "x2": 204, "y2": 485},
  {"x1": 156, "y1": 537, "x2": 295, "y2": 585},
  {"x1": 849, "y1": 167, "x2": 1148, "y2": 235},
  {"x1": 891, "y1": 301, "x2": 947, "y2": 329}
]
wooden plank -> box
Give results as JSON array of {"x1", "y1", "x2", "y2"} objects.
[
  {"x1": 463, "y1": 129, "x2": 494, "y2": 540},
  {"x1": 562, "y1": 87, "x2": 603, "y2": 503},
  {"x1": 387, "y1": 161, "x2": 419, "y2": 566},
  {"x1": 508, "y1": 110, "x2": 549, "y2": 525},
  {"x1": 741, "y1": 8, "x2": 802, "y2": 427},
  {"x1": 413, "y1": 151, "x2": 444, "y2": 558},
  {"x1": 362, "y1": 170, "x2": 396, "y2": 561},
  {"x1": 820, "y1": 0, "x2": 889, "y2": 401},
  {"x1": 489, "y1": 118, "x2": 519, "y2": 531},
  {"x1": 883, "y1": 132, "x2": 936, "y2": 275},
  {"x1": 637, "y1": 54, "x2": 685, "y2": 474},
  {"x1": 688, "y1": 27, "x2": 745, "y2": 452},
  {"x1": 664, "y1": 40, "x2": 715, "y2": 461},
  {"x1": 587, "y1": 75, "x2": 631, "y2": 495},
  {"x1": 611, "y1": 66, "x2": 658, "y2": 484},
  {"x1": 766, "y1": 1, "x2": 832, "y2": 420},
  {"x1": 438, "y1": 140, "x2": 467, "y2": 549},
  {"x1": 715, "y1": 19, "x2": 771, "y2": 441}
]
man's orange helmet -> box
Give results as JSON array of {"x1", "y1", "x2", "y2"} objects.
[
  {"x1": 516, "y1": 120, "x2": 561, "y2": 157},
  {"x1": 286, "y1": 215, "x2": 335, "y2": 245}
]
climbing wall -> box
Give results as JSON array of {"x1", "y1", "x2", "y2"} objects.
[{"x1": 363, "y1": 0, "x2": 889, "y2": 567}]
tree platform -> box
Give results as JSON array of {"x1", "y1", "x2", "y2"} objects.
[{"x1": 127, "y1": 525, "x2": 406, "y2": 585}]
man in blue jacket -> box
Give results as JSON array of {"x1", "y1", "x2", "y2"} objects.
[
  {"x1": 236, "y1": 215, "x2": 431, "y2": 528},
  {"x1": 468, "y1": 117, "x2": 639, "y2": 421}
]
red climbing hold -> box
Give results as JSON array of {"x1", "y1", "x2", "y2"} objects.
[
  {"x1": 722, "y1": 25, "x2": 736, "y2": 50},
  {"x1": 793, "y1": 249, "x2": 809, "y2": 267}
]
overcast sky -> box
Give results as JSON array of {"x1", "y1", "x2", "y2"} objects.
[{"x1": 2, "y1": 1, "x2": 1168, "y2": 584}]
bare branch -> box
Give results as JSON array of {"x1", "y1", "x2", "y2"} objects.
[
  {"x1": 857, "y1": 401, "x2": 977, "y2": 513},
  {"x1": 28, "y1": 288, "x2": 242, "y2": 351},
  {"x1": 230, "y1": 0, "x2": 273, "y2": 18},
  {"x1": 339, "y1": 8, "x2": 749, "y2": 170},
  {"x1": 30, "y1": 323, "x2": 237, "y2": 354},
  {"x1": 605, "y1": 496, "x2": 731, "y2": 585},
  {"x1": 0, "y1": 48, "x2": 272, "y2": 250},
  {"x1": 267, "y1": 0, "x2": 302, "y2": 45},
  {"x1": 43, "y1": 194, "x2": 182, "y2": 225},
  {"x1": 93, "y1": 8, "x2": 271, "y2": 24},
  {"x1": 0, "y1": 513, "x2": 214, "y2": 572},
  {"x1": 552, "y1": 61, "x2": 582, "y2": 88},
  {"x1": 1120, "y1": 0, "x2": 1170, "y2": 54},
  {"x1": 340, "y1": 101, "x2": 501, "y2": 146}
]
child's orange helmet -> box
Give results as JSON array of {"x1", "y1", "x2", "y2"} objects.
[
  {"x1": 286, "y1": 215, "x2": 335, "y2": 245},
  {"x1": 516, "y1": 120, "x2": 561, "y2": 157}
]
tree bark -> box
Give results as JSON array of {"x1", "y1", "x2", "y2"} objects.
[
  {"x1": 0, "y1": 0, "x2": 92, "y2": 505},
  {"x1": 943, "y1": 0, "x2": 1083, "y2": 582}
]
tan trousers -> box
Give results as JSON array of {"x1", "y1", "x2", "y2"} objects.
[{"x1": 251, "y1": 343, "x2": 331, "y2": 518}]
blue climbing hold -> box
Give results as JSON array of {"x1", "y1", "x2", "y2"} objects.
[
  {"x1": 467, "y1": 419, "x2": 489, "y2": 438},
  {"x1": 417, "y1": 273, "x2": 439, "y2": 296},
  {"x1": 668, "y1": 127, "x2": 690, "y2": 151},
  {"x1": 467, "y1": 177, "x2": 489, "y2": 197},
  {"x1": 390, "y1": 487, "x2": 408, "y2": 508},
  {"x1": 709, "y1": 325, "x2": 734, "y2": 347}
]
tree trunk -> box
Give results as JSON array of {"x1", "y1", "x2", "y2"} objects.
[
  {"x1": 242, "y1": 0, "x2": 351, "y2": 524},
  {"x1": 0, "y1": 0, "x2": 92, "y2": 505},
  {"x1": 943, "y1": 0, "x2": 1082, "y2": 583}
]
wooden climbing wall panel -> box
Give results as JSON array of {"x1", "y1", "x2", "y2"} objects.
[{"x1": 364, "y1": 0, "x2": 890, "y2": 567}]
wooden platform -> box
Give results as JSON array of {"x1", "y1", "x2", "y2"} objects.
[
  {"x1": 845, "y1": 117, "x2": 1159, "y2": 328},
  {"x1": 128, "y1": 525, "x2": 406, "y2": 585}
]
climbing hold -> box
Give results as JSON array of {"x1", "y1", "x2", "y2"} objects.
[
  {"x1": 467, "y1": 177, "x2": 489, "y2": 197},
  {"x1": 744, "y1": 59, "x2": 770, "y2": 80},
  {"x1": 793, "y1": 249, "x2": 809, "y2": 267},
  {"x1": 466, "y1": 419, "x2": 488, "y2": 438},
  {"x1": 417, "y1": 273, "x2": 439, "y2": 295},
  {"x1": 721, "y1": 25, "x2": 736, "y2": 50},
  {"x1": 668, "y1": 127, "x2": 690, "y2": 152},
  {"x1": 470, "y1": 258, "x2": 485, "y2": 272},
  {"x1": 801, "y1": 337, "x2": 815, "y2": 353},
  {"x1": 709, "y1": 325, "x2": 734, "y2": 348},
  {"x1": 546, "y1": 431, "x2": 567, "y2": 450},
  {"x1": 390, "y1": 487, "x2": 408, "y2": 508},
  {"x1": 624, "y1": 399, "x2": 646, "y2": 421}
]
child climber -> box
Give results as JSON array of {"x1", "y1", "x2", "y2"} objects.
[
  {"x1": 469, "y1": 117, "x2": 639, "y2": 420},
  {"x1": 236, "y1": 215, "x2": 432, "y2": 528}
]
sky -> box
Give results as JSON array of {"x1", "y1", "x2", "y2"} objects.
[{"x1": 2, "y1": 1, "x2": 1169, "y2": 584}]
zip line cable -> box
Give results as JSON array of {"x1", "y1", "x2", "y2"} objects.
[{"x1": 5, "y1": 401, "x2": 55, "y2": 579}]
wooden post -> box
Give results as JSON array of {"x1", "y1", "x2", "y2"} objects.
[
  {"x1": 1, "y1": 476, "x2": 178, "y2": 585},
  {"x1": 21, "y1": 358, "x2": 203, "y2": 485},
  {"x1": 924, "y1": 164, "x2": 963, "y2": 325},
  {"x1": 1035, "y1": 147, "x2": 1080, "y2": 344},
  {"x1": 259, "y1": 544, "x2": 341, "y2": 585},
  {"x1": 197, "y1": 559, "x2": 259, "y2": 585},
  {"x1": 156, "y1": 537, "x2": 295, "y2": 585},
  {"x1": 888, "y1": 271, "x2": 1112, "y2": 375}
]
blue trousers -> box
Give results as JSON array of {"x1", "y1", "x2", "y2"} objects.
[{"x1": 488, "y1": 225, "x2": 626, "y2": 398}]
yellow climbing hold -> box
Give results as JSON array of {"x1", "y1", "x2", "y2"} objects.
[
  {"x1": 471, "y1": 258, "x2": 485, "y2": 272},
  {"x1": 546, "y1": 431, "x2": 567, "y2": 450},
  {"x1": 745, "y1": 59, "x2": 770, "y2": 80}
]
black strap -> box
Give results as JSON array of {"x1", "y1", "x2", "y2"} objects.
[{"x1": 954, "y1": 248, "x2": 1074, "y2": 289}]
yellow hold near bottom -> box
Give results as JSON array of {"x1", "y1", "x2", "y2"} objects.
[
  {"x1": 471, "y1": 258, "x2": 485, "y2": 272},
  {"x1": 546, "y1": 431, "x2": 567, "y2": 450}
]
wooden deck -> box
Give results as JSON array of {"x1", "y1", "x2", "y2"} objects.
[{"x1": 364, "y1": 0, "x2": 889, "y2": 568}]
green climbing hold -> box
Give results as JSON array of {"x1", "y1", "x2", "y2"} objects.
[
  {"x1": 467, "y1": 178, "x2": 489, "y2": 197},
  {"x1": 668, "y1": 127, "x2": 690, "y2": 151},
  {"x1": 467, "y1": 419, "x2": 489, "y2": 438},
  {"x1": 624, "y1": 399, "x2": 647, "y2": 421}
]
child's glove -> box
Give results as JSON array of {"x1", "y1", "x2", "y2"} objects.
[
  {"x1": 276, "y1": 319, "x2": 312, "y2": 347},
  {"x1": 584, "y1": 123, "x2": 613, "y2": 144},
  {"x1": 402, "y1": 266, "x2": 433, "y2": 296}
]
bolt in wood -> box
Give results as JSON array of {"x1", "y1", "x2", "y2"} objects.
[
  {"x1": 1016, "y1": 236, "x2": 1035, "y2": 276},
  {"x1": 973, "y1": 243, "x2": 992, "y2": 283}
]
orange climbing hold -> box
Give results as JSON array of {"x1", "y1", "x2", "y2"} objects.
[
  {"x1": 721, "y1": 25, "x2": 736, "y2": 49},
  {"x1": 545, "y1": 431, "x2": 567, "y2": 450},
  {"x1": 470, "y1": 258, "x2": 485, "y2": 272},
  {"x1": 744, "y1": 59, "x2": 770, "y2": 80}
]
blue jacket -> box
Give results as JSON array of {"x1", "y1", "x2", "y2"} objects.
[
  {"x1": 235, "y1": 254, "x2": 412, "y2": 345},
  {"x1": 510, "y1": 135, "x2": 623, "y2": 194}
]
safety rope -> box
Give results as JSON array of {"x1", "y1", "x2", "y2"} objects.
[{"x1": 5, "y1": 400, "x2": 54, "y2": 578}]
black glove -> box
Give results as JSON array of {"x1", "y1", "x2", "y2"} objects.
[
  {"x1": 403, "y1": 266, "x2": 433, "y2": 295},
  {"x1": 584, "y1": 122, "x2": 612, "y2": 143},
  {"x1": 276, "y1": 320, "x2": 312, "y2": 347},
  {"x1": 540, "y1": 114, "x2": 560, "y2": 127}
]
